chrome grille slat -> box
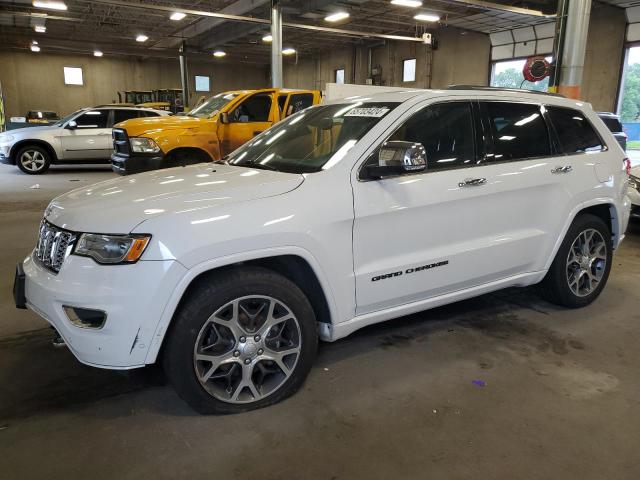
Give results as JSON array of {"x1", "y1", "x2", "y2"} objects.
[{"x1": 34, "y1": 219, "x2": 76, "y2": 274}]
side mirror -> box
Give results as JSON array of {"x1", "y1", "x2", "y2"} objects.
[
  {"x1": 66, "y1": 120, "x2": 78, "y2": 130},
  {"x1": 220, "y1": 112, "x2": 229, "y2": 124},
  {"x1": 364, "y1": 140, "x2": 426, "y2": 179}
]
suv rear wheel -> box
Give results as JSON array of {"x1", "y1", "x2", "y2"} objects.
[
  {"x1": 164, "y1": 267, "x2": 318, "y2": 414},
  {"x1": 541, "y1": 213, "x2": 612, "y2": 308},
  {"x1": 16, "y1": 145, "x2": 51, "y2": 174}
]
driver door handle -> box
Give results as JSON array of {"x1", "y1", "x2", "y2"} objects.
[
  {"x1": 551, "y1": 165, "x2": 572, "y2": 174},
  {"x1": 458, "y1": 177, "x2": 487, "y2": 187}
]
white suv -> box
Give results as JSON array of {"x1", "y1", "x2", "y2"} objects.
[{"x1": 13, "y1": 88, "x2": 631, "y2": 414}]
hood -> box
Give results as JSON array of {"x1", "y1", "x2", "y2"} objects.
[
  {"x1": 6, "y1": 125, "x2": 58, "y2": 137},
  {"x1": 45, "y1": 163, "x2": 304, "y2": 233},
  {"x1": 116, "y1": 115, "x2": 211, "y2": 136}
]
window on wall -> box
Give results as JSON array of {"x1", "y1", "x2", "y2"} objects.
[
  {"x1": 402, "y1": 58, "x2": 416, "y2": 82},
  {"x1": 618, "y1": 46, "x2": 640, "y2": 126},
  {"x1": 335, "y1": 69, "x2": 345, "y2": 84},
  {"x1": 195, "y1": 75, "x2": 210, "y2": 92},
  {"x1": 490, "y1": 56, "x2": 552, "y2": 92},
  {"x1": 63, "y1": 67, "x2": 83, "y2": 86}
]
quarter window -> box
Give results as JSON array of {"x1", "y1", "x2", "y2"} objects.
[
  {"x1": 73, "y1": 110, "x2": 108, "y2": 129},
  {"x1": 547, "y1": 107, "x2": 604, "y2": 153},
  {"x1": 386, "y1": 102, "x2": 475, "y2": 170},
  {"x1": 484, "y1": 102, "x2": 550, "y2": 161}
]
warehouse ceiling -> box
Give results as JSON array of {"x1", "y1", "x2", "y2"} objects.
[{"x1": 0, "y1": 0, "x2": 564, "y2": 63}]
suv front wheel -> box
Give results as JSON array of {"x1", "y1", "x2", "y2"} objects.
[
  {"x1": 16, "y1": 145, "x2": 51, "y2": 174},
  {"x1": 541, "y1": 213, "x2": 612, "y2": 308},
  {"x1": 164, "y1": 267, "x2": 318, "y2": 414}
]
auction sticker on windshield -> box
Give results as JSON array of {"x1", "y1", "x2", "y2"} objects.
[{"x1": 345, "y1": 107, "x2": 390, "y2": 117}]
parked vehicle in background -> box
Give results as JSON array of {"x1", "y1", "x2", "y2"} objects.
[
  {"x1": 111, "y1": 88, "x2": 321, "y2": 175},
  {"x1": 0, "y1": 106, "x2": 170, "y2": 174},
  {"x1": 598, "y1": 112, "x2": 627, "y2": 151},
  {"x1": 15, "y1": 87, "x2": 630, "y2": 413},
  {"x1": 26, "y1": 110, "x2": 60, "y2": 125}
]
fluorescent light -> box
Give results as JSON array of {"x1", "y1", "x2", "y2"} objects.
[
  {"x1": 94, "y1": 50, "x2": 103, "y2": 57},
  {"x1": 32, "y1": 40, "x2": 38, "y2": 45},
  {"x1": 414, "y1": 13, "x2": 440, "y2": 22},
  {"x1": 34, "y1": 25, "x2": 46, "y2": 33},
  {"x1": 30, "y1": 45, "x2": 41, "y2": 52},
  {"x1": 170, "y1": 12, "x2": 186, "y2": 21},
  {"x1": 213, "y1": 50, "x2": 226, "y2": 57},
  {"x1": 136, "y1": 34, "x2": 148, "y2": 42},
  {"x1": 325, "y1": 12, "x2": 349, "y2": 22},
  {"x1": 282, "y1": 48, "x2": 296, "y2": 55},
  {"x1": 262, "y1": 34, "x2": 272, "y2": 42},
  {"x1": 32, "y1": 1, "x2": 67, "y2": 11},
  {"x1": 391, "y1": 0, "x2": 422, "y2": 7}
]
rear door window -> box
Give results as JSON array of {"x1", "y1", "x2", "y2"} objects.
[
  {"x1": 547, "y1": 107, "x2": 604, "y2": 153},
  {"x1": 287, "y1": 93, "x2": 314, "y2": 115},
  {"x1": 112, "y1": 109, "x2": 142, "y2": 125},
  {"x1": 483, "y1": 102, "x2": 551, "y2": 161}
]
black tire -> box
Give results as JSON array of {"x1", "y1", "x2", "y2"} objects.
[
  {"x1": 163, "y1": 266, "x2": 318, "y2": 414},
  {"x1": 540, "y1": 213, "x2": 612, "y2": 308},
  {"x1": 15, "y1": 144, "x2": 51, "y2": 174}
]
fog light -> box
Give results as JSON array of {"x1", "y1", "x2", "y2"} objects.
[{"x1": 63, "y1": 306, "x2": 107, "y2": 329}]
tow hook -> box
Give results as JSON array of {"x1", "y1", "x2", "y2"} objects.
[{"x1": 51, "y1": 327, "x2": 66, "y2": 348}]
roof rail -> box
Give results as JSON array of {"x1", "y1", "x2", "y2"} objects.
[{"x1": 447, "y1": 85, "x2": 565, "y2": 98}]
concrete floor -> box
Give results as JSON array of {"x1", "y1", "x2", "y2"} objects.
[{"x1": 1, "y1": 163, "x2": 639, "y2": 479}]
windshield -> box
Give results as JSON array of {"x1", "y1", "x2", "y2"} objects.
[
  {"x1": 227, "y1": 102, "x2": 398, "y2": 174},
  {"x1": 53, "y1": 109, "x2": 84, "y2": 127},
  {"x1": 188, "y1": 92, "x2": 239, "y2": 118}
]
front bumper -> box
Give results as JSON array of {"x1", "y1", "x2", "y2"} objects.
[
  {"x1": 20, "y1": 252, "x2": 187, "y2": 369},
  {"x1": 0, "y1": 146, "x2": 12, "y2": 164},
  {"x1": 111, "y1": 152, "x2": 164, "y2": 175}
]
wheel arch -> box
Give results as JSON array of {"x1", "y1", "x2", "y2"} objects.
[
  {"x1": 10, "y1": 139, "x2": 58, "y2": 164},
  {"x1": 164, "y1": 146, "x2": 214, "y2": 163},
  {"x1": 145, "y1": 249, "x2": 337, "y2": 365}
]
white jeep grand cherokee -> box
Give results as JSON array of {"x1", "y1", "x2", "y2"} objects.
[{"x1": 14, "y1": 88, "x2": 631, "y2": 414}]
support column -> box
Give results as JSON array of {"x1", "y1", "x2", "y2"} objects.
[
  {"x1": 179, "y1": 41, "x2": 190, "y2": 109},
  {"x1": 553, "y1": 0, "x2": 592, "y2": 99},
  {"x1": 271, "y1": 0, "x2": 283, "y2": 88}
]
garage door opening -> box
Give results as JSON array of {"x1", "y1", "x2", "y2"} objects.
[
  {"x1": 617, "y1": 45, "x2": 640, "y2": 151},
  {"x1": 490, "y1": 57, "x2": 552, "y2": 92}
]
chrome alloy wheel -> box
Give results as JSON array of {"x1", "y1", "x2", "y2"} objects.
[
  {"x1": 566, "y1": 228, "x2": 607, "y2": 297},
  {"x1": 20, "y1": 150, "x2": 46, "y2": 172},
  {"x1": 193, "y1": 295, "x2": 302, "y2": 404}
]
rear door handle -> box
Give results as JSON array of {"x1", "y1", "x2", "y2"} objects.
[
  {"x1": 551, "y1": 165, "x2": 572, "y2": 174},
  {"x1": 458, "y1": 177, "x2": 487, "y2": 187}
]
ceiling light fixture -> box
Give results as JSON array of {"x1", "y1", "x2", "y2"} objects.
[
  {"x1": 136, "y1": 34, "x2": 148, "y2": 42},
  {"x1": 414, "y1": 13, "x2": 440, "y2": 22},
  {"x1": 94, "y1": 50, "x2": 103, "y2": 57},
  {"x1": 325, "y1": 12, "x2": 349, "y2": 22},
  {"x1": 30, "y1": 44, "x2": 41, "y2": 52},
  {"x1": 262, "y1": 34, "x2": 272, "y2": 42},
  {"x1": 170, "y1": 12, "x2": 186, "y2": 21},
  {"x1": 390, "y1": 0, "x2": 422, "y2": 7},
  {"x1": 282, "y1": 47, "x2": 296, "y2": 55},
  {"x1": 34, "y1": 25, "x2": 46, "y2": 33},
  {"x1": 32, "y1": 1, "x2": 67, "y2": 11},
  {"x1": 213, "y1": 50, "x2": 226, "y2": 57}
]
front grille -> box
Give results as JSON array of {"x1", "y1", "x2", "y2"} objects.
[
  {"x1": 112, "y1": 128, "x2": 130, "y2": 156},
  {"x1": 35, "y1": 220, "x2": 76, "y2": 273}
]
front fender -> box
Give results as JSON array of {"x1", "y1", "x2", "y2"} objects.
[{"x1": 148, "y1": 129, "x2": 219, "y2": 161}]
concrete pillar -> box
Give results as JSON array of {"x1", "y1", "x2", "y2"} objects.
[
  {"x1": 271, "y1": 0, "x2": 283, "y2": 88},
  {"x1": 179, "y1": 41, "x2": 189, "y2": 109},
  {"x1": 556, "y1": 0, "x2": 592, "y2": 99}
]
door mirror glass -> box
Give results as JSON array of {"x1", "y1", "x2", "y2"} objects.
[
  {"x1": 365, "y1": 140, "x2": 426, "y2": 179},
  {"x1": 66, "y1": 120, "x2": 77, "y2": 130}
]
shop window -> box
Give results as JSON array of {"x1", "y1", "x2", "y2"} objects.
[
  {"x1": 64, "y1": 67, "x2": 83, "y2": 86},
  {"x1": 335, "y1": 69, "x2": 345, "y2": 84},
  {"x1": 195, "y1": 75, "x2": 210, "y2": 92},
  {"x1": 402, "y1": 59, "x2": 416, "y2": 82}
]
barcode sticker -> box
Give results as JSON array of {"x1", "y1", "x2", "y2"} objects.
[{"x1": 344, "y1": 107, "x2": 390, "y2": 117}]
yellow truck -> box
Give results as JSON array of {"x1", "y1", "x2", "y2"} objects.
[{"x1": 111, "y1": 88, "x2": 321, "y2": 175}]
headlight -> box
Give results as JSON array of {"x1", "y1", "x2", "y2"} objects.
[
  {"x1": 0, "y1": 134, "x2": 14, "y2": 144},
  {"x1": 74, "y1": 233, "x2": 151, "y2": 264},
  {"x1": 130, "y1": 137, "x2": 161, "y2": 153}
]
